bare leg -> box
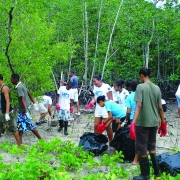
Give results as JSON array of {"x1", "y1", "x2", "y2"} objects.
[
  {"x1": 13, "y1": 132, "x2": 22, "y2": 147},
  {"x1": 31, "y1": 129, "x2": 42, "y2": 139},
  {"x1": 94, "y1": 117, "x2": 102, "y2": 133},
  {"x1": 132, "y1": 154, "x2": 139, "y2": 165},
  {"x1": 18, "y1": 131, "x2": 23, "y2": 143},
  {"x1": 76, "y1": 101, "x2": 80, "y2": 112},
  {"x1": 40, "y1": 112, "x2": 47, "y2": 120},
  {"x1": 106, "y1": 125, "x2": 113, "y2": 145},
  {"x1": 178, "y1": 107, "x2": 180, "y2": 117}
]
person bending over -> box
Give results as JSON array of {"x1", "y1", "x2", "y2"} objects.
[{"x1": 96, "y1": 95, "x2": 126, "y2": 133}]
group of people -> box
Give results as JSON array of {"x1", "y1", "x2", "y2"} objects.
[
  {"x1": 0, "y1": 74, "x2": 42, "y2": 147},
  {"x1": 85, "y1": 67, "x2": 167, "y2": 180},
  {"x1": 0, "y1": 67, "x2": 174, "y2": 180}
]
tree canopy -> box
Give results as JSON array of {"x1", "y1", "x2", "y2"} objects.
[{"x1": 0, "y1": 0, "x2": 179, "y2": 96}]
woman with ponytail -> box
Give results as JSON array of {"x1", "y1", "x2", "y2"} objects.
[{"x1": 85, "y1": 74, "x2": 113, "y2": 144}]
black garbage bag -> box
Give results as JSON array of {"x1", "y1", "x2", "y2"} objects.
[
  {"x1": 79, "y1": 132, "x2": 108, "y2": 155},
  {"x1": 110, "y1": 126, "x2": 135, "y2": 162},
  {"x1": 157, "y1": 152, "x2": 180, "y2": 177}
]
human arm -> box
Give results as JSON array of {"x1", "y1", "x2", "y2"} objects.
[
  {"x1": 60, "y1": 79, "x2": 67, "y2": 85},
  {"x1": 132, "y1": 101, "x2": 142, "y2": 123},
  {"x1": 126, "y1": 107, "x2": 131, "y2": 121},
  {"x1": 104, "y1": 111, "x2": 113, "y2": 124},
  {"x1": 47, "y1": 104, "x2": 52, "y2": 116},
  {"x1": 107, "y1": 91, "x2": 113, "y2": 100},
  {"x1": 158, "y1": 103, "x2": 164, "y2": 123},
  {"x1": 85, "y1": 96, "x2": 96, "y2": 109},
  {"x1": 28, "y1": 91, "x2": 36, "y2": 104},
  {"x1": 3, "y1": 86, "x2": 10, "y2": 114},
  {"x1": 21, "y1": 96, "x2": 28, "y2": 113}
]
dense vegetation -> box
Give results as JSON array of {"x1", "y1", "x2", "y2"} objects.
[{"x1": 0, "y1": 0, "x2": 180, "y2": 96}]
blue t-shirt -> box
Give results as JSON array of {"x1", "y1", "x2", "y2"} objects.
[
  {"x1": 70, "y1": 75, "x2": 78, "y2": 88},
  {"x1": 125, "y1": 91, "x2": 136, "y2": 120},
  {"x1": 105, "y1": 100, "x2": 126, "y2": 119}
]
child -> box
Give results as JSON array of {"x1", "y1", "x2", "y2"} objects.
[
  {"x1": 56, "y1": 82, "x2": 74, "y2": 135},
  {"x1": 35, "y1": 95, "x2": 52, "y2": 125},
  {"x1": 96, "y1": 95, "x2": 126, "y2": 132},
  {"x1": 114, "y1": 80, "x2": 129, "y2": 110}
]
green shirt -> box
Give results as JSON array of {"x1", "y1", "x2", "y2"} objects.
[
  {"x1": 16, "y1": 83, "x2": 31, "y2": 112},
  {"x1": 134, "y1": 82, "x2": 161, "y2": 127}
]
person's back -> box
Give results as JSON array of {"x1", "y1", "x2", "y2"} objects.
[
  {"x1": 105, "y1": 100, "x2": 126, "y2": 119},
  {"x1": 135, "y1": 82, "x2": 161, "y2": 127},
  {"x1": 70, "y1": 75, "x2": 78, "y2": 88},
  {"x1": 16, "y1": 83, "x2": 31, "y2": 112}
]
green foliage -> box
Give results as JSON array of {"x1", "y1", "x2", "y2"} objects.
[{"x1": 0, "y1": 138, "x2": 178, "y2": 179}]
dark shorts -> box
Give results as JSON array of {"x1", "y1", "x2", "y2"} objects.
[
  {"x1": 0, "y1": 111, "x2": 17, "y2": 134},
  {"x1": 135, "y1": 126, "x2": 158, "y2": 155}
]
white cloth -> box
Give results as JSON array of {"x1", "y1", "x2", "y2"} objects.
[
  {"x1": 93, "y1": 83, "x2": 111, "y2": 117},
  {"x1": 57, "y1": 86, "x2": 74, "y2": 110},
  {"x1": 111, "y1": 86, "x2": 118, "y2": 102},
  {"x1": 161, "y1": 99, "x2": 166, "y2": 105},
  {"x1": 93, "y1": 83, "x2": 111, "y2": 100},
  {"x1": 116, "y1": 88, "x2": 129, "y2": 110},
  {"x1": 71, "y1": 88, "x2": 78, "y2": 102},
  {"x1": 176, "y1": 84, "x2": 180, "y2": 99}
]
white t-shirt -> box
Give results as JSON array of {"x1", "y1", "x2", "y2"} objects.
[
  {"x1": 93, "y1": 83, "x2": 111, "y2": 100},
  {"x1": 116, "y1": 88, "x2": 129, "y2": 110},
  {"x1": 93, "y1": 83, "x2": 111, "y2": 111},
  {"x1": 57, "y1": 86, "x2": 74, "y2": 110},
  {"x1": 111, "y1": 86, "x2": 118, "y2": 102},
  {"x1": 36, "y1": 95, "x2": 52, "y2": 107}
]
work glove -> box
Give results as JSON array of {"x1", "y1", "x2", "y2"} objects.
[
  {"x1": 33, "y1": 103, "x2": 39, "y2": 111},
  {"x1": 85, "y1": 101, "x2": 94, "y2": 109},
  {"x1": 130, "y1": 122, "x2": 136, "y2": 140},
  {"x1": 25, "y1": 111, "x2": 31, "y2": 119},
  {"x1": 5, "y1": 114, "x2": 10, "y2": 121},
  {"x1": 96, "y1": 121, "x2": 106, "y2": 134},
  {"x1": 56, "y1": 104, "x2": 60, "y2": 110},
  {"x1": 70, "y1": 106, "x2": 74, "y2": 113},
  {"x1": 158, "y1": 122, "x2": 167, "y2": 137}
]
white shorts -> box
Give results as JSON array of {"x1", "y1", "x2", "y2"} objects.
[
  {"x1": 72, "y1": 88, "x2": 78, "y2": 102},
  {"x1": 95, "y1": 104, "x2": 108, "y2": 118},
  {"x1": 38, "y1": 103, "x2": 47, "y2": 114}
]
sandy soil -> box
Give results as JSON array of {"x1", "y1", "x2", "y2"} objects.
[
  {"x1": 0, "y1": 100, "x2": 179, "y2": 179},
  {"x1": 1, "y1": 100, "x2": 179, "y2": 151}
]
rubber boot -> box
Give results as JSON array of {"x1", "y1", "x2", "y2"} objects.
[
  {"x1": 58, "y1": 120, "x2": 64, "y2": 132},
  {"x1": 64, "y1": 121, "x2": 68, "y2": 135},
  {"x1": 133, "y1": 156, "x2": 150, "y2": 180},
  {"x1": 150, "y1": 153, "x2": 161, "y2": 179}
]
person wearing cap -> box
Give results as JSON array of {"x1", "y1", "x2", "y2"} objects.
[{"x1": 60, "y1": 70, "x2": 80, "y2": 115}]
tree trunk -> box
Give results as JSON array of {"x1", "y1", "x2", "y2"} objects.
[
  {"x1": 101, "y1": 0, "x2": 124, "y2": 79},
  {"x1": 145, "y1": 19, "x2": 154, "y2": 68},
  {"x1": 83, "y1": 1, "x2": 88, "y2": 86},
  {"x1": 90, "y1": 0, "x2": 103, "y2": 86}
]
